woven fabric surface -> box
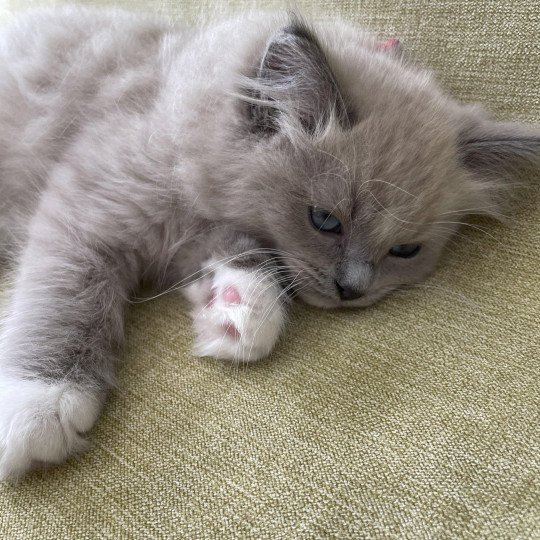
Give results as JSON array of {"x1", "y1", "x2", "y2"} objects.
[{"x1": 0, "y1": 1, "x2": 539, "y2": 538}]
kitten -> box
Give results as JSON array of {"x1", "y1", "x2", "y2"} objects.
[{"x1": 0, "y1": 6, "x2": 538, "y2": 481}]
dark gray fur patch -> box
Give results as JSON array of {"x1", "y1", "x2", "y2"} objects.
[{"x1": 206, "y1": 230, "x2": 294, "y2": 294}]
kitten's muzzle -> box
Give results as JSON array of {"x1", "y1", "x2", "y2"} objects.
[
  {"x1": 334, "y1": 280, "x2": 365, "y2": 301},
  {"x1": 335, "y1": 260, "x2": 373, "y2": 301}
]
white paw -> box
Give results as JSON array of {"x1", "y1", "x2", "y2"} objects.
[
  {"x1": 0, "y1": 374, "x2": 102, "y2": 481},
  {"x1": 184, "y1": 260, "x2": 287, "y2": 362}
]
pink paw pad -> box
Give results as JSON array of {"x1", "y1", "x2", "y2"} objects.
[
  {"x1": 222, "y1": 285, "x2": 241, "y2": 305},
  {"x1": 222, "y1": 322, "x2": 241, "y2": 340}
]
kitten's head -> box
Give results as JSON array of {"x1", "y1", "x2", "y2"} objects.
[{"x1": 233, "y1": 18, "x2": 539, "y2": 308}]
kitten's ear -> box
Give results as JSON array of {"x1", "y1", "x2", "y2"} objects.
[
  {"x1": 458, "y1": 115, "x2": 540, "y2": 214},
  {"x1": 459, "y1": 121, "x2": 540, "y2": 173},
  {"x1": 246, "y1": 18, "x2": 352, "y2": 135}
]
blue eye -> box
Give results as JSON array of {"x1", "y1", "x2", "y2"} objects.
[
  {"x1": 389, "y1": 244, "x2": 421, "y2": 258},
  {"x1": 309, "y1": 207, "x2": 342, "y2": 233}
]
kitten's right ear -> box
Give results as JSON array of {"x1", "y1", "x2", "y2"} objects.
[{"x1": 244, "y1": 18, "x2": 352, "y2": 136}]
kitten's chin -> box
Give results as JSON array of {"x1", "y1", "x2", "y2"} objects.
[
  {"x1": 298, "y1": 290, "x2": 385, "y2": 309},
  {"x1": 299, "y1": 291, "x2": 342, "y2": 309}
]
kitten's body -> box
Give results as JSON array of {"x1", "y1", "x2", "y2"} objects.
[{"x1": 0, "y1": 7, "x2": 537, "y2": 480}]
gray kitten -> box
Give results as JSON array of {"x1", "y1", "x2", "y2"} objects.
[{"x1": 0, "y1": 6, "x2": 538, "y2": 481}]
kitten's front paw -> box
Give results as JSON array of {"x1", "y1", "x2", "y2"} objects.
[
  {"x1": 184, "y1": 260, "x2": 287, "y2": 362},
  {"x1": 0, "y1": 375, "x2": 102, "y2": 481}
]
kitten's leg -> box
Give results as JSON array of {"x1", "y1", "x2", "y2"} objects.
[
  {"x1": 181, "y1": 232, "x2": 291, "y2": 363},
  {"x1": 0, "y1": 218, "x2": 137, "y2": 481}
]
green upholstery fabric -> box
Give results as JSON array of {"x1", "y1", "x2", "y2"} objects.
[{"x1": 1, "y1": 1, "x2": 538, "y2": 538}]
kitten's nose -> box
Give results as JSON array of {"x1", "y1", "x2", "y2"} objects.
[{"x1": 335, "y1": 280, "x2": 365, "y2": 301}]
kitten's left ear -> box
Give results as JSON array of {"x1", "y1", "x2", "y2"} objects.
[
  {"x1": 244, "y1": 17, "x2": 352, "y2": 135},
  {"x1": 459, "y1": 121, "x2": 540, "y2": 173},
  {"x1": 458, "y1": 115, "x2": 540, "y2": 213}
]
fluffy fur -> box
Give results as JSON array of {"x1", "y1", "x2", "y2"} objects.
[{"x1": 0, "y1": 6, "x2": 538, "y2": 480}]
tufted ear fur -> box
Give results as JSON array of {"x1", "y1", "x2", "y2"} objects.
[
  {"x1": 245, "y1": 17, "x2": 353, "y2": 136},
  {"x1": 460, "y1": 122, "x2": 540, "y2": 173},
  {"x1": 458, "y1": 115, "x2": 540, "y2": 216}
]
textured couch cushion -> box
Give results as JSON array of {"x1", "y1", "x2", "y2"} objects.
[{"x1": 1, "y1": 1, "x2": 538, "y2": 538}]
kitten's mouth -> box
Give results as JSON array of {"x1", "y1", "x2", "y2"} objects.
[
  {"x1": 277, "y1": 257, "x2": 380, "y2": 308},
  {"x1": 297, "y1": 286, "x2": 383, "y2": 309},
  {"x1": 297, "y1": 288, "x2": 368, "y2": 309}
]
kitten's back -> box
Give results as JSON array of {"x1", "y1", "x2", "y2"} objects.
[{"x1": 0, "y1": 7, "x2": 170, "y2": 255}]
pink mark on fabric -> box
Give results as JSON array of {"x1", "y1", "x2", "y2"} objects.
[
  {"x1": 222, "y1": 286, "x2": 241, "y2": 305},
  {"x1": 376, "y1": 38, "x2": 400, "y2": 51},
  {"x1": 222, "y1": 322, "x2": 241, "y2": 340}
]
